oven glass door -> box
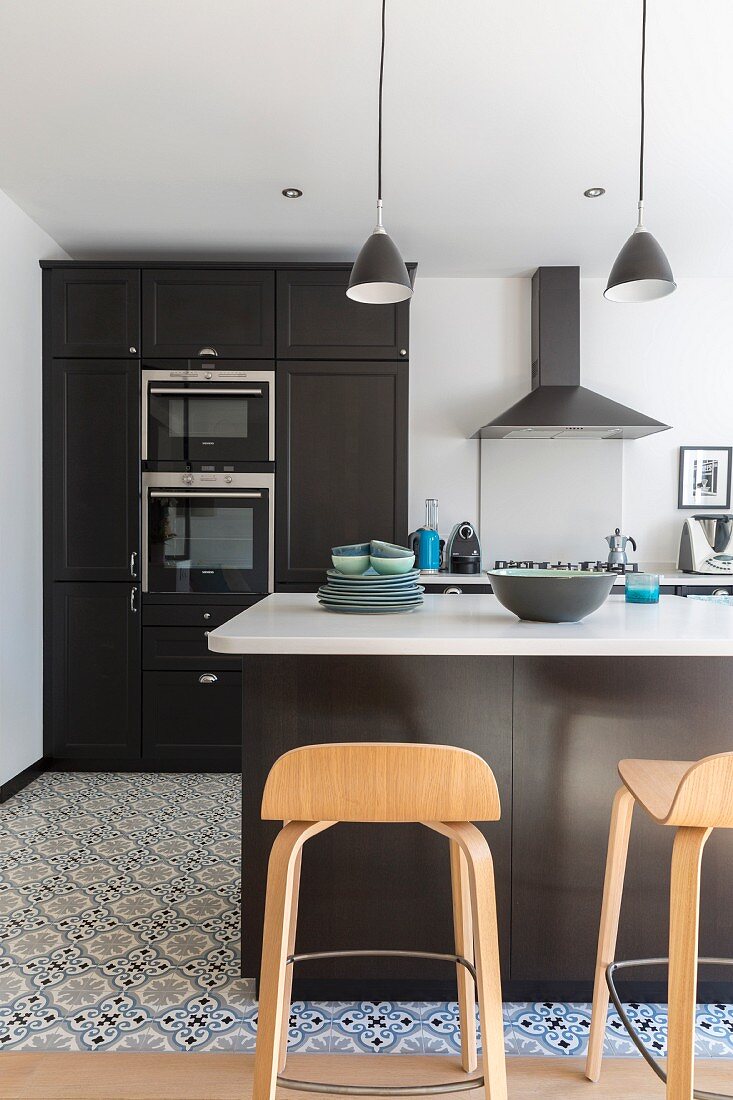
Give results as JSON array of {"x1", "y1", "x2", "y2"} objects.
[
  {"x1": 147, "y1": 383, "x2": 270, "y2": 463},
  {"x1": 147, "y1": 490, "x2": 270, "y2": 593}
]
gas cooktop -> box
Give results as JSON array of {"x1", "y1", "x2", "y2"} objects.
[{"x1": 493, "y1": 560, "x2": 640, "y2": 575}]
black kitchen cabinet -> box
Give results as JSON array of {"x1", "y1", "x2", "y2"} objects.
[
  {"x1": 142, "y1": 269, "x2": 275, "y2": 358},
  {"x1": 276, "y1": 361, "x2": 408, "y2": 585},
  {"x1": 142, "y1": 670, "x2": 242, "y2": 771},
  {"x1": 276, "y1": 269, "x2": 412, "y2": 360},
  {"x1": 49, "y1": 360, "x2": 139, "y2": 582},
  {"x1": 142, "y1": 627, "x2": 242, "y2": 671},
  {"x1": 51, "y1": 268, "x2": 140, "y2": 358},
  {"x1": 50, "y1": 584, "x2": 141, "y2": 765}
]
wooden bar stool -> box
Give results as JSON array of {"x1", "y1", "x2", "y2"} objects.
[
  {"x1": 252, "y1": 742, "x2": 507, "y2": 1100},
  {"x1": 586, "y1": 752, "x2": 733, "y2": 1100}
]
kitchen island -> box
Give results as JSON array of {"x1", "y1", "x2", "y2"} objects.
[{"x1": 209, "y1": 594, "x2": 733, "y2": 1001}]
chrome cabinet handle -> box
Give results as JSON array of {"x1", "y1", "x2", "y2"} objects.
[
  {"x1": 198, "y1": 673, "x2": 218, "y2": 684},
  {"x1": 130, "y1": 587, "x2": 138, "y2": 612},
  {"x1": 198, "y1": 347, "x2": 218, "y2": 357},
  {"x1": 130, "y1": 551, "x2": 137, "y2": 578},
  {"x1": 444, "y1": 586, "x2": 463, "y2": 595},
  {"x1": 149, "y1": 491, "x2": 263, "y2": 499},
  {"x1": 203, "y1": 612, "x2": 211, "y2": 620},
  {"x1": 149, "y1": 387, "x2": 263, "y2": 396}
]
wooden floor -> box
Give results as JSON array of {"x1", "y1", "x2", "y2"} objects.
[{"x1": 1, "y1": 1053, "x2": 731, "y2": 1100}]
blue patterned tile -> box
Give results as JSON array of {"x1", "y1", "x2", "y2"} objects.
[
  {"x1": 64, "y1": 991, "x2": 151, "y2": 1049},
  {"x1": 154, "y1": 992, "x2": 241, "y2": 1050},
  {"x1": 697, "y1": 1003, "x2": 733, "y2": 1056},
  {"x1": 241, "y1": 1000, "x2": 332, "y2": 1054},
  {"x1": 330, "y1": 1001, "x2": 423, "y2": 1054},
  {"x1": 0, "y1": 991, "x2": 62, "y2": 1048},
  {"x1": 509, "y1": 1001, "x2": 592, "y2": 1056},
  {"x1": 604, "y1": 1003, "x2": 667, "y2": 1057}
]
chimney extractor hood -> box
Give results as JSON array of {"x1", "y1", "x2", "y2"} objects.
[{"x1": 473, "y1": 267, "x2": 670, "y2": 440}]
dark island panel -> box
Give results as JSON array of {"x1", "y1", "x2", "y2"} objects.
[
  {"x1": 512, "y1": 656, "x2": 733, "y2": 1001},
  {"x1": 243, "y1": 654, "x2": 513, "y2": 1000}
]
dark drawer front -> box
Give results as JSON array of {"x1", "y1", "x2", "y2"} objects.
[
  {"x1": 276, "y1": 269, "x2": 410, "y2": 360},
  {"x1": 142, "y1": 670, "x2": 241, "y2": 771},
  {"x1": 142, "y1": 270, "x2": 275, "y2": 358},
  {"x1": 142, "y1": 603, "x2": 253, "y2": 628},
  {"x1": 143, "y1": 627, "x2": 241, "y2": 670}
]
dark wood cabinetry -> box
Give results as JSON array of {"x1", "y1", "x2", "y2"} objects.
[
  {"x1": 142, "y1": 269, "x2": 274, "y2": 358},
  {"x1": 276, "y1": 361, "x2": 408, "y2": 585},
  {"x1": 51, "y1": 269, "x2": 139, "y2": 358},
  {"x1": 50, "y1": 584, "x2": 141, "y2": 765},
  {"x1": 49, "y1": 360, "x2": 139, "y2": 582},
  {"x1": 276, "y1": 268, "x2": 411, "y2": 360},
  {"x1": 142, "y1": 670, "x2": 242, "y2": 771}
]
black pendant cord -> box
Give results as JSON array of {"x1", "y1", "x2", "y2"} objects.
[
  {"x1": 638, "y1": 0, "x2": 647, "y2": 218},
  {"x1": 377, "y1": 0, "x2": 386, "y2": 209}
]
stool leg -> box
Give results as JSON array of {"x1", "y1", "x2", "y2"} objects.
[
  {"x1": 436, "y1": 822, "x2": 507, "y2": 1100},
  {"x1": 586, "y1": 786, "x2": 635, "y2": 1082},
  {"x1": 451, "y1": 839, "x2": 478, "y2": 1073},
  {"x1": 253, "y1": 820, "x2": 333, "y2": 1100},
  {"x1": 278, "y1": 846, "x2": 302, "y2": 1073},
  {"x1": 666, "y1": 826, "x2": 711, "y2": 1100}
]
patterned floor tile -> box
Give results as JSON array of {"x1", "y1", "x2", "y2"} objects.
[
  {"x1": 330, "y1": 1001, "x2": 424, "y2": 1054},
  {"x1": 242, "y1": 1001, "x2": 333, "y2": 1054},
  {"x1": 508, "y1": 1002, "x2": 592, "y2": 1056}
]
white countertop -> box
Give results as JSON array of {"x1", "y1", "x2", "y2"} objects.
[
  {"x1": 422, "y1": 566, "x2": 730, "y2": 588},
  {"x1": 207, "y1": 592, "x2": 733, "y2": 657}
]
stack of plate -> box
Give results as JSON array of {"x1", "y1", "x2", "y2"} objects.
[{"x1": 318, "y1": 568, "x2": 424, "y2": 614}]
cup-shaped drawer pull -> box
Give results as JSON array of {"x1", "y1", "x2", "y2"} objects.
[{"x1": 198, "y1": 673, "x2": 218, "y2": 685}]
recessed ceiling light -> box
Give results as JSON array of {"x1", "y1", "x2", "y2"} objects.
[
  {"x1": 282, "y1": 188, "x2": 303, "y2": 199},
  {"x1": 584, "y1": 187, "x2": 606, "y2": 198}
]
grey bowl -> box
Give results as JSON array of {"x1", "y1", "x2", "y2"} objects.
[{"x1": 487, "y1": 568, "x2": 616, "y2": 623}]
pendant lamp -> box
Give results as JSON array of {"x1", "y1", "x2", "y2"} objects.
[
  {"x1": 347, "y1": 0, "x2": 412, "y2": 304},
  {"x1": 605, "y1": 0, "x2": 676, "y2": 302}
]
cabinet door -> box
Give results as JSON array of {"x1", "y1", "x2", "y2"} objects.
[
  {"x1": 142, "y1": 270, "x2": 274, "y2": 358},
  {"x1": 276, "y1": 362, "x2": 408, "y2": 585},
  {"x1": 142, "y1": 670, "x2": 241, "y2": 771},
  {"x1": 50, "y1": 361, "x2": 139, "y2": 582},
  {"x1": 51, "y1": 584, "x2": 141, "y2": 764},
  {"x1": 277, "y1": 269, "x2": 411, "y2": 360},
  {"x1": 51, "y1": 269, "x2": 140, "y2": 357}
]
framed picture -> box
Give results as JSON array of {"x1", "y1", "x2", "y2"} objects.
[{"x1": 678, "y1": 446, "x2": 732, "y2": 509}]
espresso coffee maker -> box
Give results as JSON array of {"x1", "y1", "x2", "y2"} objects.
[
  {"x1": 445, "y1": 522, "x2": 482, "y2": 574},
  {"x1": 678, "y1": 514, "x2": 733, "y2": 574}
]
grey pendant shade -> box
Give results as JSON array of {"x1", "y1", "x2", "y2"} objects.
[
  {"x1": 605, "y1": 0, "x2": 675, "y2": 303},
  {"x1": 347, "y1": 0, "x2": 413, "y2": 306},
  {"x1": 605, "y1": 226, "x2": 676, "y2": 302},
  {"x1": 347, "y1": 221, "x2": 413, "y2": 304}
]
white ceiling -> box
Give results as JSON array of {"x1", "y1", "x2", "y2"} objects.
[{"x1": 0, "y1": 0, "x2": 731, "y2": 276}]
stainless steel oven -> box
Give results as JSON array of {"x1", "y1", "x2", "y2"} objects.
[
  {"x1": 142, "y1": 363, "x2": 274, "y2": 465},
  {"x1": 142, "y1": 471, "x2": 274, "y2": 593}
]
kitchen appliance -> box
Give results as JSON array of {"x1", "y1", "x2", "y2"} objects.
[
  {"x1": 445, "y1": 522, "x2": 482, "y2": 574},
  {"x1": 142, "y1": 471, "x2": 274, "y2": 593},
  {"x1": 409, "y1": 498, "x2": 442, "y2": 574},
  {"x1": 494, "y1": 559, "x2": 640, "y2": 575},
  {"x1": 142, "y1": 363, "x2": 274, "y2": 466},
  {"x1": 678, "y1": 514, "x2": 733, "y2": 575},
  {"x1": 474, "y1": 267, "x2": 670, "y2": 439},
  {"x1": 605, "y1": 528, "x2": 637, "y2": 566},
  {"x1": 488, "y1": 568, "x2": 616, "y2": 623}
]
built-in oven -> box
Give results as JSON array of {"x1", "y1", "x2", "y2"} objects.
[
  {"x1": 141, "y1": 363, "x2": 274, "y2": 465},
  {"x1": 142, "y1": 471, "x2": 274, "y2": 594}
]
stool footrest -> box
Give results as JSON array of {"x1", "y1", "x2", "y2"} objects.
[
  {"x1": 606, "y1": 957, "x2": 733, "y2": 1100},
  {"x1": 277, "y1": 948, "x2": 482, "y2": 1095}
]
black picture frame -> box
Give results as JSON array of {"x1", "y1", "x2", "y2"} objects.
[{"x1": 678, "y1": 446, "x2": 732, "y2": 510}]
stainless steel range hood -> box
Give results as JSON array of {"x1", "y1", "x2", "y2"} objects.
[{"x1": 474, "y1": 266, "x2": 670, "y2": 440}]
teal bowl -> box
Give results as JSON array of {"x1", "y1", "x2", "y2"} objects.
[
  {"x1": 370, "y1": 541, "x2": 416, "y2": 575},
  {"x1": 331, "y1": 542, "x2": 371, "y2": 575}
]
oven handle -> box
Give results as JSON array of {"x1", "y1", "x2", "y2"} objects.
[
  {"x1": 149, "y1": 387, "x2": 264, "y2": 396},
  {"x1": 149, "y1": 491, "x2": 263, "y2": 499}
]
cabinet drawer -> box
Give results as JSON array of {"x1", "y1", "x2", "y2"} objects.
[
  {"x1": 142, "y1": 603, "x2": 254, "y2": 628},
  {"x1": 142, "y1": 670, "x2": 241, "y2": 771},
  {"x1": 143, "y1": 626, "x2": 241, "y2": 670}
]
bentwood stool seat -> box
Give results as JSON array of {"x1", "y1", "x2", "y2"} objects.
[
  {"x1": 586, "y1": 752, "x2": 733, "y2": 1100},
  {"x1": 251, "y1": 742, "x2": 507, "y2": 1100}
]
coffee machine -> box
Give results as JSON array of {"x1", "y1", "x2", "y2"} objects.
[
  {"x1": 678, "y1": 514, "x2": 733, "y2": 574},
  {"x1": 445, "y1": 522, "x2": 482, "y2": 574}
]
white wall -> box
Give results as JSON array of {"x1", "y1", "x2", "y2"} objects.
[
  {"x1": 410, "y1": 275, "x2": 733, "y2": 567},
  {"x1": 0, "y1": 189, "x2": 67, "y2": 787}
]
